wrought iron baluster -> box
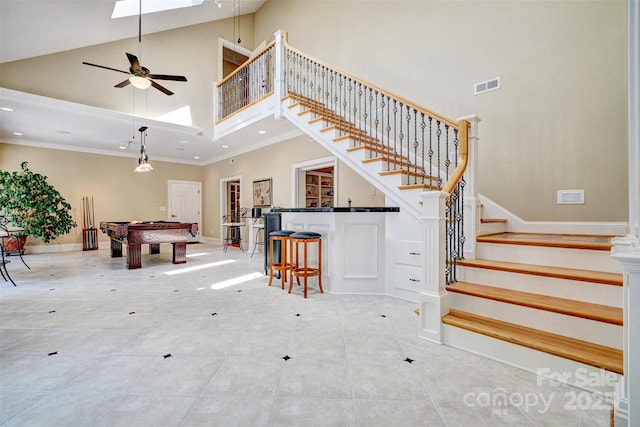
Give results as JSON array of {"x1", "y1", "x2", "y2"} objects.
[
  {"x1": 412, "y1": 109, "x2": 418, "y2": 185},
  {"x1": 392, "y1": 100, "x2": 398, "y2": 170},
  {"x1": 436, "y1": 120, "x2": 442, "y2": 190},
  {"x1": 374, "y1": 91, "x2": 379, "y2": 158},
  {"x1": 420, "y1": 113, "x2": 426, "y2": 185}
]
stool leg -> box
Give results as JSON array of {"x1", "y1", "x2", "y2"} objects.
[
  {"x1": 288, "y1": 239, "x2": 296, "y2": 295},
  {"x1": 303, "y1": 241, "x2": 308, "y2": 298},
  {"x1": 268, "y1": 237, "x2": 275, "y2": 286},
  {"x1": 280, "y1": 238, "x2": 286, "y2": 290},
  {"x1": 318, "y1": 238, "x2": 323, "y2": 293}
]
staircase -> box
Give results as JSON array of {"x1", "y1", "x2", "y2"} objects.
[
  {"x1": 282, "y1": 91, "x2": 624, "y2": 383},
  {"x1": 443, "y1": 214, "x2": 623, "y2": 390},
  {"x1": 215, "y1": 32, "x2": 625, "y2": 390}
]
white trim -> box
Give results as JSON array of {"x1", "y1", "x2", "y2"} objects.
[
  {"x1": 219, "y1": 174, "x2": 242, "y2": 240},
  {"x1": 628, "y1": 0, "x2": 640, "y2": 238},
  {"x1": 217, "y1": 37, "x2": 252, "y2": 82},
  {"x1": 290, "y1": 155, "x2": 337, "y2": 208},
  {"x1": 479, "y1": 193, "x2": 628, "y2": 236}
]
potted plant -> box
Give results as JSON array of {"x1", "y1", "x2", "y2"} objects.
[{"x1": 0, "y1": 161, "x2": 77, "y2": 251}]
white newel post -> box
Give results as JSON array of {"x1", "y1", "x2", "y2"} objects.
[
  {"x1": 457, "y1": 115, "x2": 481, "y2": 260},
  {"x1": 614, "y1": 3, "x2": 640, "y2": 425},
  {"x1": 612, "y1": 236, "x2": 640, "y2": 427},
  {"x1": 273, "y1": 30, "x2": 288, "y2": 120},
  {"x1": 418, "y1": 191, "x2": 449, "y2": 343}
]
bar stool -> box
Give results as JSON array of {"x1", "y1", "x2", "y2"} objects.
[
  {"x1": 268, "y1": 230, "x2": 295, "y2": 289},
  {"x1": 250, "y1": 220, "x2": 264, "y2": 258},
  {"x1": 289, "y1": 231, "x2": 323, "y2": 298}
]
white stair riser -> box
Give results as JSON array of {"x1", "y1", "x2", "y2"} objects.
[
  {"x1": 448, "y1": 293, "x2": 622, "y2": 349},
  {"x1": 457, "y1": 267, "x2": 622, "y2": 308},
  {"x1": 476, "y1": 243, "x2": 622, "y2": 274},
  {"x1": 478, "y1": 221, "x2": 507, "y2": 234},
  {"x1": 443, "y1": 325, "x2": 621, "y2": 395}
]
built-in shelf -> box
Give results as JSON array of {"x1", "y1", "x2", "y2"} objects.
[{"x1": 305, "y1": 171, "x2": 333, "y2": 208}]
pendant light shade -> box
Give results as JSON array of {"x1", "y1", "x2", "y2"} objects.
[{"x1": 134, "y1": 126, "x2": 153, "y2": 172}]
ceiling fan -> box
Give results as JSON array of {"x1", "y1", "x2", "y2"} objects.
[{"x1": 82, "y1": 0, "x2": 187, "y2": 96}]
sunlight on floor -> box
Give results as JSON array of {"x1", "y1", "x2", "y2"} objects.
[
  {"x1": 210, "y1": 271, "x2": 264, "y2": 290},
  {"x1": 164, "y1": 259, "x2": 236, "y2": 275}
]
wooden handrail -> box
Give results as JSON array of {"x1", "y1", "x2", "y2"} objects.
[
  {"x1": 443, "y1": 119, "x2": 469, "y2": 194},
  {"x1": 283, "y1": 43, "x2": 461, "y2": 130},
  {"x1": 216, "y1": 40, "x2": 276, "y2": 88}
]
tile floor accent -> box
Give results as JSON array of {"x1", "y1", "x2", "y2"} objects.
[{"x1": 1, "y1": 243, "x2": 612, "y2": 426}]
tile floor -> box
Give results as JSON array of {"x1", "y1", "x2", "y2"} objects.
[{"x1": 1, "y1": 243, "x2": 612, "y2": 426}]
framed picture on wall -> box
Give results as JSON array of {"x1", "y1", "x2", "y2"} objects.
[{"x1": 253, "y1": 178, "x2": 272, "y2": 207}]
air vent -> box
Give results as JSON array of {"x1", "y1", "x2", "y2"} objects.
[
  {"x1": 557, "y1": 189, "x2": 585, "y2": 205},
  {"x1": 474, "y1": 77, "x2": 501, "y2": 95}
]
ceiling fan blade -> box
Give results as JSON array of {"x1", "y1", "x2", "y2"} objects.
[
  {"x1": 82, "y1": 61, "x2": 130, "y2": 75},
  {"x1": 148, "y1": 74, "x2": 187, "y2": 82},
  {"x1": 150, "y1": 79, "x2": 174, "y2": 96},
  {"x1": 126, "y1": 53, "x2": 143, "y2": 73},
  {"x1": 114, "y1": 79, "x2": 131, "y2": 88}
]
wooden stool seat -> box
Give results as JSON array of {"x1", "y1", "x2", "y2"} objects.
[
  {"x1": 289, "y1": 231, "x2": 323, "y2": 298},
  {"x1": 268, "y1": 230, "x2": 295, "y2": 289}
]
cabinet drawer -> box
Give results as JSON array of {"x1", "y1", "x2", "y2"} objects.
[
  {"x1": 395, "y1": 264, "x2": 423, "y2": 292},
  {"x1": 395, "y1": 240, "x2": 424, "y2": 266}
]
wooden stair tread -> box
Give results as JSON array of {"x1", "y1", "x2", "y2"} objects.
[
  {"x1": 448, "y1": 281, "x2": 622, "y2": 325},
  {"x1": 476, "y1": 232, "x2": 614, "y2": 251},
  {"x1": 480, "y1": 218, "x2": 507, "y2": 223},
  {"x1": 379, "y1": 169, "x2": 441, "y2": 181},
  {"x1": 399, "y1": 183, "x2": 440, "y2": 191},
  {"x1": 443, "y1": 309, "x2": 623, "y2": 374},
  {"x1": 457, "y1": 258, "x2": 623, "y2": 286}
]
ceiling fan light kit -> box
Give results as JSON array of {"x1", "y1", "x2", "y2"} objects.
[{"x1": 129, "y1": 75, "x2": 152, "y2": 89}]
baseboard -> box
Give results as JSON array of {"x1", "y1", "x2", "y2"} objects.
[{"x1": 479, "y1": 193, "x2": 628, "y2": 236}]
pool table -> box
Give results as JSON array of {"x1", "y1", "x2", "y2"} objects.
[{"x1": 99, "y1": 221, "x2": 198, "y2": 269}]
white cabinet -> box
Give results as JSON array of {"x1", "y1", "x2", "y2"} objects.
[{"x1": 393, "y1": 240, "x2": 424, "y2": 296}]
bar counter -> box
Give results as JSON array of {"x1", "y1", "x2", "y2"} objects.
[{"x1": 272, "y1": 207, "x2": 400, "y2": 295}]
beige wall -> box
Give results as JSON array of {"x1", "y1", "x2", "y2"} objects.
[
  {"x1": 1, "y1": 138, "x2": 382, "y2": 245},
  {"x1": 255, "y1": 0, "x2": 628, "y2": 222},
  {"x1": 202, "y1": 134, "x2": 385, "y2": 236},
  {"x1": 0, "y1": 1, "x2": 630, "y2": 224},
  {"x1": 0, "y1": 143, "x2": 203, "y2": 246}
]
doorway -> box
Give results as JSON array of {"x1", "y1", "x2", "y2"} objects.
[
  {"x1": 292, "y1": 156, "x2": 338, "y2": 208},
  {"x1": 168, "y1": 180, "x2": 202, "y2": 242},
  {"x1": 220, "y1": 175, "x2": 242, "y2": 244},
  {"x1": 218, "y1": 38, "x2": 251, "y2": 81}
]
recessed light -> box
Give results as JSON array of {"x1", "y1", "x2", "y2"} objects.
[
  {"x1": 194, "y1": 156, "x2": 200, "y2": 160},
  {"x1": 1, "y1": 106, "x2": 14, "y2": 112},
  {"x1": 258, "y1": 130, "x2": 266, "y2": 134},
  {"x1": 118, "y1": 145, "x2": 128, "y2": 150},
  {"x1": 56, "y1": 130, "x2": 71, "y2": 135},
  {"x1": 12, "y1": 132, "x2": 23, "y2": 136},
  {"x1": 222, "y1": 145, "x2": 229, "y2": 149}
]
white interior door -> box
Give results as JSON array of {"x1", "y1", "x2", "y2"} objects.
[{"x1": 168, "y1": 180, "x2": 202, "y2": 242}]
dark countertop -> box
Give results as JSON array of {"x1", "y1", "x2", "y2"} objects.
[{"x1": 269, "y1": 207, "x2": 399, "y2": 213}]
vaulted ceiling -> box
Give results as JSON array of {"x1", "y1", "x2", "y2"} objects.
[{"x1": 0, "y1": 0, "x2": 302, "y2": 166}]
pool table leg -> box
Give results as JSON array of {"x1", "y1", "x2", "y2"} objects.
[
  {"x1": 126, "y1": 244, "x2": 142, "y2": 269},
  {"x1": 110, "y1": 239, "x2": 123, "y2": 258},
  {"x1": 172, "y1": 242, "x2": 187, "y2": 264}
]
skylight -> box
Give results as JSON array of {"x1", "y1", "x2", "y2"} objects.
[{"x1": 112, "y1": 0, "x2": 204, "y2": 19}]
